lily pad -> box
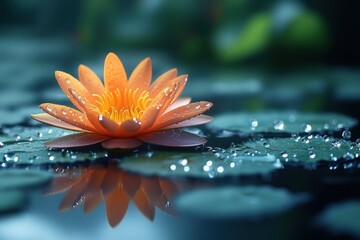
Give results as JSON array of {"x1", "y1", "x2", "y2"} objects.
[
  {"x1": 209, "y1": 112, "x2": 357, "y2": 133},
  {"x1": 317, "y1": 200, "x2": 360, "y2": 237},
  {"x1": 0, "y1": 127, "x2": 108, "y2": 164},
  {"x1": 0, "y1": 190, "x2": 26, "y2": 213},
  {"x1": 120, "y1": 150, "x2": 281, "y2": 178},
  {"x1": 0, "y1": 169, "x2": 51, "y2": 190},
  {"x1": 236, "y1": 136, "x2": 360, "y2": 163},
  {"x1": 175, "y1": 186, "x2": 308, "y2": 219}
]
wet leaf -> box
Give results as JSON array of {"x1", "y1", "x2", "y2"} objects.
[
  {"x1": 317, "y1": 200, "x2": 360, "y2": 237},
  {"x1": 175, "y1": 186, "x2": 308, "y2": 219},
  {"x1": 120, "y1": 150, "x2": 281, "y2": 178},
  {"x1": 237, "y1": 136, "x2": 360, "y2": 163},
  {"x1": 0, "y1": 127, "x2": 108, "y2": 164},
  {"x1": 209, "y1": 112, "x2": 357, "y2": 133}
]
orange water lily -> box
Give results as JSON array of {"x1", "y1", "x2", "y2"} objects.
[{"x1": 32, "y1": 52, "x2": 212, "y2": 149}]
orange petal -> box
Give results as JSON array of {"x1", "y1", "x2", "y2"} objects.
[
  {"x1": 104, "y1": 52, "x2": 128, "y2": 92},
  {"x1": 139, "y1": 106, "x2": 160, "y2": 131},
  {"x1": 105, "y1": 185, "x2": 129, "y2": 228},
  {"x1": 44, "y1": 133, "x2": 110, "y2": 148},
  {"x1": 39, "y1": 103, "x2": 96, "y2": 132},
  {"x1": 138, "y1": 129, "x2": 207, "y2": 147},
  {"x1": 133, "y1": 186, "x2": 155, "y2": 221},
  {"x1": 31, "y1": 113, "x2": 88, "y2": 132},
  {"x1": 98, "y1": 115, "x2": 141, "y2": 137},
  {"x1": 151, "y1": 101, "x2": 213, "y2": 130},
  {"x1": 163, "y1": 115, "x2": 213, "y2": 129},
  {"x1": 84, "y1": 110, "x2": 109, "y2": 135},
  {"x1": 129, "y1": 57, "x2": 152, "y2": 92},
  {"x1": 54, "y1": 71, "x2": 93, "y2": 111},
  {"x1": 101, "y1": 138, "x2": 142, "y2": 149},
  {"x1": 163, "y1": 97, "x2": 191, "y2": 114},
  {"x1": 78, "y1": 64, "x2": 105, "y2": 94},
  {"x1": 149, "y1": 68, "x2": 177, "y2": 98}
]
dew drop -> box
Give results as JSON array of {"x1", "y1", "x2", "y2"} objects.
[
  {"x1": 179, "y1": 158, "x2": 188, "y2": 166},
  {"x1": 341, "y1": 130, "x2": 351, "y2": 140},
  {"x1": 273, "y1": 120, "x2": 284, "y2": 130},
  {"x1": 49, "y1": 155, "x2": 55, "y2": 161},
  {"x1": 303, "y1": 124, "x2": 312, "y2": 133},
  {"x1": 61, "y1": 109, "x2": 67, "y2": 115},
  {"x1": 195, "y1": 104, "x2": 201, "y2": 110},
  {"x1": 356, "y1": 138, "x2": 360, "y2": 147},
  {"x1": 98, "y1": 115, "x2": 104, "y2": 121},
  {"x1": 216, "y1": 166, "x2": 224, "y2": 173},
  {"x1": 281, "y1": 151, "x2": 289, "y2": 158},
  {"x1": 332, "y1": 140, "x2": 341, "y2": 148},
  {"x1": 205, "y1": 103, "x2": 212, "y2": 107},
  {"x1": 170, "y1": 164, "x2": 176, "y2": 171},
  {"x1": 183, "y1": 166, "x2": 190, "y2": 172},
  {"x1": 203, "y1": 165, "x2": 210, "y2": 172},
  {"x1": 309, "y1": 151, "x2": 316, "y2": 159},
  {"x1": 37, "y1": 132, "x2": 43, "y2": 138},
  {"x1": 343, "y1": 152, "x2": 354, "y2": 160},
  {"x1": 329, "y1": 153, "x2": 338, "y2": 161},
  {"x1": 0, "y1": 142, "x2": 4, "y2": 148}
]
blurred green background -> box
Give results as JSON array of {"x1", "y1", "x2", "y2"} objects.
[{"x1": 0, "y1": 0, "x2": 359, "y2": 118}]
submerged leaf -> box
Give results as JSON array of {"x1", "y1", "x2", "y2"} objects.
[
  {"x1": 0, "y1": 169, "x2": 51, "y2": 190},
  {"x1": 0, "y1": 190, "x2": 26, "y2": 213},
  {"x1": 317, "y1": 200, "x2": 360, "y2": 237},
  {"x1": 175, "y1": 186, "x2": 308, "y2": 219}
]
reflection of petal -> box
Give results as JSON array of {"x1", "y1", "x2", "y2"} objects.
[
  {"x1": 101, "y1": 138, "x2": 142, "y2": 149},
  {"x1": 164, "y1": 114, "x2": 213, "y2": 129},
  {"x1": 59, "y1": 172, "x2": 92, "y2": 212},
  {"x1": 101, "y1": 166, "x2": 121, "y2": 195},
  {"x1": 44, "y1": 133, "x2": 110, "y2": 148},
  {"x1": 133, "y1": 186, "x2": 155, "y2": 221},
  {"x1": 106, "y1": 185, "x2": 129, "y2": 228},
  {"x1": 83, "y1": 191, "x2": 103, "y2": 214},
  {"x1": 138, "y1": 130, "x2": 207, "y2": 147},
  {"x1": 119, "y1": 169, "x2": 141, "y2": 197},
  {"x1": 160, "y1": 179, "x2": 179, "y2": 200},
  {"x1": 45, "y1": 176, "x2": 81, "y2": 195},
  {"x1": 142, "y1": 178, "x2": 163, "y2": 206}
]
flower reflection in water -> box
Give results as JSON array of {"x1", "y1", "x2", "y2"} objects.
[{"x1": 46, "y1": 161, "x2": 180, "y2": 227}]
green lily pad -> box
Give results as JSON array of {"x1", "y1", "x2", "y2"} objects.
[
  {"x1": 317, "y1": 200, "x2": 360, "y2": 237},
  {"x1": 236, "y1": 137, "x2": 359, "y2": 163},
  {"x1": 209, "y1": 112, "x2": 357, "y2": 133},
  {"x1": 175, "y1": 186, "x2": 308, "y2": 219},
  {"x1": 120, "y1": 150, "x2": 281, "y2": 178},
  {"x1": 0, "y1": 169, "x2": 51, "y2": 190},
  {"x1": 0, "y1": 127, "x2": 108, "y2": 164},
  {"x1": 0, "y1": 190, "x2": 26, "y2": 213}
]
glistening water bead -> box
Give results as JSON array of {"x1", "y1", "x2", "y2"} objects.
[{"x1": 342, "y1": 130, "x2": 351, "y2": 140}]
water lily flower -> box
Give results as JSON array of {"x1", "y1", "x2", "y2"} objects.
[
  {"x1": 32, "y1": 52, "x2": 212, "y2": 149},
  {"x1": 46, "y1": 162, "x2": 180, "y2": 227}
]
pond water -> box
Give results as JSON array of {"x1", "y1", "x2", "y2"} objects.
[{"x1": 0, "y1": 39, "x2": 360, "y2": 240}]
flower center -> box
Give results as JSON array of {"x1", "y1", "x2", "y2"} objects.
[{"x1": 89, "y1": 88, "x2": 152, "y2": 123}]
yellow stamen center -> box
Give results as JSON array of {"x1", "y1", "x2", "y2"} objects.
[{"x1": 89, "y1": 88, "x2": 152, "y2": 123}]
